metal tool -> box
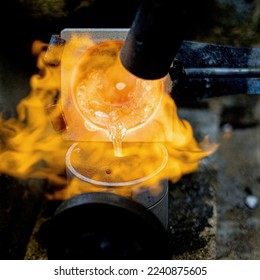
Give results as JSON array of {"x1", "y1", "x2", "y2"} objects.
[
  {"x1": 120, "y1": 0, "x2": 185, "y2": 80},
  {"x1": 169, "y1": 40, "x2": 260, "y2": 105}
]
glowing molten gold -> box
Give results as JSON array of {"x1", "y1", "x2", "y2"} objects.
[{"x1": 71, "y1": 40, "x2": 163, "y2": 156}]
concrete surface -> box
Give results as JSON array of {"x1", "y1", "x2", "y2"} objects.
[{"x1": 209, "y1": 95, "x2": 260, "y2": 259}]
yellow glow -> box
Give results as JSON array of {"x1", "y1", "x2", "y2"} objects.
[{"x1": 0, "y1": 38, "x2": 218, "y2": 201}]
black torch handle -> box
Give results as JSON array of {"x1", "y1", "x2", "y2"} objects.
[{"x1": 120, "y1": 0, "x2": 187, "y2": 80}]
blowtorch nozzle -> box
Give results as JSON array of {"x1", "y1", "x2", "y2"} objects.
[{"x1": 120, "y1": 0, "x2": 186, "y2": 80}]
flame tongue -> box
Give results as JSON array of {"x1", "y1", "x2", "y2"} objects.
[
  {"x1": 0, "y1": 41, "x2": 69, "y2": 185},
  {"x1": 0, "y1": 38, "x2": 218, "y2": 201}
]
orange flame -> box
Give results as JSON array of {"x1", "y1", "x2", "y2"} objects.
[
  {"x1": 0, "y1": 40, "x2": 69, "y2": 186},
  {"x1": 0, "y1": 38, "x2": 218, "y2": 201}
]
